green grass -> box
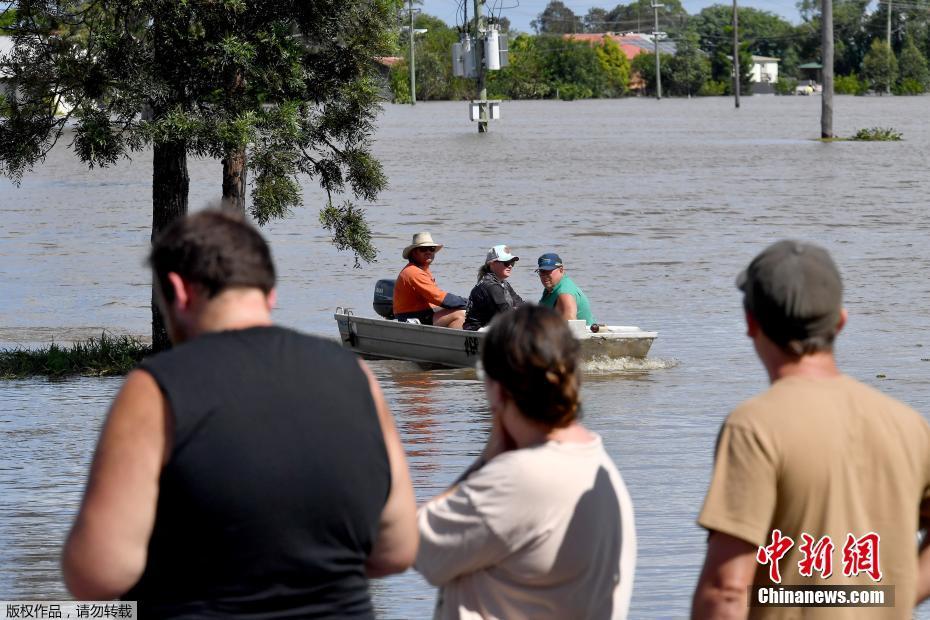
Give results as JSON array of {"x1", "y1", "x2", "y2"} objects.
[{"x1": 0, "y1": 333, "x2": 152, "y2": 379}]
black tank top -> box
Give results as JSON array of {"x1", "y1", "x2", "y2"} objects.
[{"x1": 126, "y1": 326, "x2": 389, "y2": 619}]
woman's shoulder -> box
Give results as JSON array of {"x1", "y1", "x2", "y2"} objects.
[{"x1": 468, "y1": 441, "x2": 606, "y2": 499}]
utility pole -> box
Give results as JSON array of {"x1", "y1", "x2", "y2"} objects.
[
  {"x1": 821, "y1": 0, "x2": 834, "y2": 138},
  {"x1": 408, "y1": 0, "x2": 417, "y2": 105},
  {"x1": 886, "y1": 0, "x2": 892, "y2": 94},
  {"x1": 652, "y1": 2, "x2": 663, "y2": 100},
  {"x1": 733, "y1": 0, "x2": 740, "y2": 108},
  {"x1": 474, "y1": 0, "x2": 488, "y2": 132}
]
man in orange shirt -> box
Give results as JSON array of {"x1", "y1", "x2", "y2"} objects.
[{"x1": 393, "y1": 232, "x2": 467, "y2": 329}]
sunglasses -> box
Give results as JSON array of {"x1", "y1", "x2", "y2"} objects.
[
  {"x1": 500, "y1": 259, "x2": 517, "y2": 267},
  {"x1": 416, "y1": 247, "x2": 437, "y2": 253}
]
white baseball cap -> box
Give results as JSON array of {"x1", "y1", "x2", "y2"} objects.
[{"x1": 485, "y1": 244, "x2": 519, "y2": 264}]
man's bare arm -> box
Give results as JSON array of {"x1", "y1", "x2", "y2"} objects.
[
  {"x1": 360, "y1": 361, "x2": 418, "y2": 578},
  {"x1": 62, "y1": 370, "x2": 170, "y2": 599},
  {"x1": 692, "y1": 531, "x2": 758, "y2": 620},
  {"x1": 555, "y1": 293, "x2": 578, "y2": 321}
]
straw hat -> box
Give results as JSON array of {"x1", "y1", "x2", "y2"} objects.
[{"x1": 403, "y1": 232, "x2": 443, "y2": 260}]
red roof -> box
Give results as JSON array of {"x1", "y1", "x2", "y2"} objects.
[
  {"x1": 563, "y1": 33, "x2": 646, "y2": 61},
  {"x1": 374, "y1": 56, "x2": 403, "y2": 68}
]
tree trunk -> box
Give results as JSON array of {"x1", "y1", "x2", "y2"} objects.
[
  {"x1": 151, "y1": 140, "x2": 190, "y2": 352},
  {"x1": 221, "y1": 147, "x2": 247, "y2": 214},
  {"x1": 821, "y1": 0, "x2": 834, "y2": 138}
]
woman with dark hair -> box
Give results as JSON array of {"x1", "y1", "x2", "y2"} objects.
[
  {"x1": 462, "y1": 244, "x2": 524, "y2": 331},
  {"x1": 416, "y1": 305, "x2": 636, "y2": 619}
]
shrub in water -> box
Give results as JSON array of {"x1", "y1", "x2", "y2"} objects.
[
  {"x1": 834, "y1": 74, "x2": 867, "y2": 95},
  {"x1": 851, "y1": 127, "x2": 903, "y2": 141},
  {"x1": 698, "y1": 80, "x2": 728, "y2": 96},
  {"x1": 774, "y1": 77, "x2": 798, "y2": 96},
  {"x1": 893, "y1": 78, "x2": 926, "y2": 96}
]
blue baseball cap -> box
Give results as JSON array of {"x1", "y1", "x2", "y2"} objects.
[{"x1": 536, "y1": 253, "x2": 563, "y2": 272}]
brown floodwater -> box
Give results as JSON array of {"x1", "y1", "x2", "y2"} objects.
[{"x1": 2, "y1": 96, "x2": 930, "y2": 617}]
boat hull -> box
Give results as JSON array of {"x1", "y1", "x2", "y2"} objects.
[{"x1": 334, "y1": 313, "x2": 656, "y2": 368}]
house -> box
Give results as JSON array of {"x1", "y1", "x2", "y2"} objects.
[
  {"x1": 750, "y1": 56, "x2": 779, "y2": 84},
  {"x1": 563, "y1": 32, "x2": 677, "y2": 60}
]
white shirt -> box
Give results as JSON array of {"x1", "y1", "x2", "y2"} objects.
[{"x1": 416, "y1": 434, "x2": 636, "y2": 619}]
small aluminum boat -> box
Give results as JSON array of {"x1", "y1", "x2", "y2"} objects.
[{"x1": 334, "y1": 310, "x2": 658, "y2": 369}]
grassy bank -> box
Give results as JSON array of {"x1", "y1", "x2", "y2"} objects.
[{"x1": 0, "y1": 333, "x2": 151, "y2": 379}]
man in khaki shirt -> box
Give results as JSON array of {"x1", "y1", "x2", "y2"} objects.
[{"x1": 692, "y1": 240, "x2": 930, "y2": 619}]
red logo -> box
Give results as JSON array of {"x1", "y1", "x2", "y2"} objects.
[
  {"x1": 756, "y1": 530, "x2": 883, "y2": 583},
  {"x1": 842, "y1": 532, "x2": 882, "y2": 582},
  {"x1": 757, "y1": 529, "x2": 795, "y2": 584},
  {"x1": 798, "y1": 534, "x2": 835, "y2": 578}
]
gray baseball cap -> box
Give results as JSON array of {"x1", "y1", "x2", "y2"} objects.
[{"x1": 737, "y1": 240, "x2": 843, "y2": 353}]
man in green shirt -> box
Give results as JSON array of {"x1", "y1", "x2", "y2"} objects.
[{"x1": 536, "y1": 253, "x2": 596, "y2": 326}]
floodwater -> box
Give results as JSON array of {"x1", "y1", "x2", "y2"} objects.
[{"x1": 2, "y1": 96, "x2": 930, "y2": 618}]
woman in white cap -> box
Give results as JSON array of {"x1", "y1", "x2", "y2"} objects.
[
  {"x1": 463, "y1": 245, "x2": 524, "y2": 331},
  {"x1": 394, "y1": 232, "x2": 468, "y2": 329}
]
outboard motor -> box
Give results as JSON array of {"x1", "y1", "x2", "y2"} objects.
[{"x1": 373, "y1": 279, "x2": 395, "y2": 319}]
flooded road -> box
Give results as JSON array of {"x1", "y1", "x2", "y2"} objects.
[{"x1": 2, "y1": 96, "x2": 930, "y2": 617}]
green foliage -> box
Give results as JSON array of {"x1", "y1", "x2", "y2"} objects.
[
  {"x1": 698, "y1": 79, "x2": 728, "y2": 96},
  {"x1": 707, "y1": 46, "x2": 752, "y2": 95},
  {"x1": 687, "y1": 5, "x2": 795, "y2": 61},
  {"x1": 896, "y1": 37, "x2": 928, "y2": 93},
  {"x1": 862, "y1": 38, "x2": 898, "y2": 93},
  {"x1": 595, "y1": 37, "x2": 631, "y2": 97},
  {"x1": 834, "y1": 74, "x2": 867, "y2": 95},
  {"x1": 556, "y1": 83, "x2": 593, "y2": 100},
  {"x1": 533, "y1": 36, "x2": 617, "y2": 98},
  {"x1": 488, "y1": 34, "x2": 552, "y2": 99},
  {"x1": 532, "y1": 1, "x2": 583, "y2": 34},
  {"x1": 388, "y1": 61, "x2": 412, "y2": 104},
  {"x1": 851, "y1": 127, "x2": 902, "y2": 141},
  {"x1": 0, "y1": 333, "x2": 151, "y2": 379},
  {"x1": 797, "y1": 0, "x2": 873, "y2": 76},
  {"x1": 666, "y1": 33, "x2": 710, "y2": 96},
  {"x1": 0, "y1": 7, "x2": 15, "y2": 30},
  {"x1": 320, "y1": 201, "x2": 377, "y2": 266},
  {"x1": 893, "y1": 78, "x2": 926, "y2": 95},
  {"x1": 0, "y1": 0, "x2": 401, "y2": 263},
  {"x1": 393, "y1": 14, "x2": 472, "y2": 101},
  {"x1": 383, "y1": 7, "x2": 930, "y2": 102},
  {"x1": 774, "y1": 77, "x2": 798, "y2": 95},
  {"x1": 583, "y1": 7, "x2": 609, "y2": 33},
  {"x1": 604, "y1": 0, "x2": 691, "y2": 39},
  {"x1": 631, "y1": 52, "x2": 674, "y2": 97}
]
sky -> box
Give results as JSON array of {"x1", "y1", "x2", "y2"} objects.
[{"x1": 419, "y1": 0, "x2": 808, "y2": 32}]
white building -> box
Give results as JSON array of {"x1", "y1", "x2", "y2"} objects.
[{"x1": 750, "y1": 55, "x2": 780, "y2": 84}]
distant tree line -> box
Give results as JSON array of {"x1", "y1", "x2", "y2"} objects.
[{"x1": 389, "y1": 0, "x2": 930, "y2": 100}]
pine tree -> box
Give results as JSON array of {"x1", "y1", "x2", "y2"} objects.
[
  {"x1": 896, "y1": 36, "x2": 929, "y2": 94},
  {"x1": 862, "y1": 38, "x2": 898, "y2": 94},
  {"x1": 0, "y1": 0, "x2": 398, "y2": 350}
]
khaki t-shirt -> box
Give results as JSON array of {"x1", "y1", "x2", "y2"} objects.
[
  {"x1": 699, "y1": 375, "x2": 930, "y2": 619},
  {"x1": 416, "y1": 435, "x2": 636, "y2": 619}
]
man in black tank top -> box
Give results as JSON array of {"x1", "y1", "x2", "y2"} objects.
[{"x1": 62, "y1": 211, "x2": 418, "y2": 618}]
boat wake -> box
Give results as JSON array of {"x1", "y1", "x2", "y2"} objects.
[{"x1": 582, "y1": 356, "x2": 679, "y2": 374}]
